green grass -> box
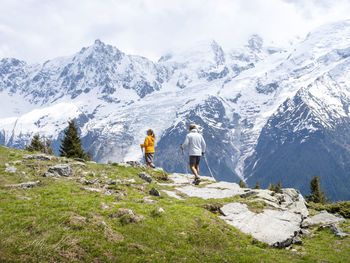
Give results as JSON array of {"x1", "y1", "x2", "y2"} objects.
[{"x1": 0, "y1": 145, "x2": 349, "y2": 262}]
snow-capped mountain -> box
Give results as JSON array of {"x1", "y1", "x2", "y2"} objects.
[{"x1": 1, "y1": 20, "x2": 350, "y2": 200}]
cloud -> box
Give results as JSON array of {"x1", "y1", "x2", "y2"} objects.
[{"x1": 0, "y1": 0, "x2": 349, "y2": 63}]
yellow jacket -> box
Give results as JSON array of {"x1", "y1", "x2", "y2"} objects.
[{"x1": 141, "y1": 136, "x2": 155, "y2": 153}]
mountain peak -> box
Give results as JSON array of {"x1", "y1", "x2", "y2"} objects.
[
  {"x1": 94, "y1": 39, "x2": 103, "y2": 46},
  {"x1": 247, "y1": 34, "x2": 263, "y2": 51}
]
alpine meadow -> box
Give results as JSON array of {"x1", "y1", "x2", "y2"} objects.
[{"x1": 1, "y1": 0, "x2": 350, "y2": 262}]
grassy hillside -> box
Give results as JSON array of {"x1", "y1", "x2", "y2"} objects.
[{"x1": 0, "y1": 145, "x2": 349, "y2": 263}]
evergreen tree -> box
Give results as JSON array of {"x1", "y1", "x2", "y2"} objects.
[
  {"x1": 86, "y1": 151, "x2": 93, "y2": 161},
  {"x1": 26, "y1": 135, "x2": 54, "y2": 155},
  {"x1": 25, "y1": 135, "x2": 44, "y2": 152},
  {"x1": 268, "y1": 183, "x2": 275, "y2": 191},
  {"x1": 275, "y1": 180, "x2": 282, "y2": 193},
  {"x1": 254, "y1": 181, "x2": 260, "y2": 189},
  {"x1": 44, "y1": 139, "x2": 54, "y2": 155},
  {"x1": 306, "y1": 174, "x2": 328, "y2": 204},
  {"x1": 239, "y1": 180, "x2": 247, "y2": 188},
  {"x1": 59, "y1": 120, "x2": 85, "y2": 159}
]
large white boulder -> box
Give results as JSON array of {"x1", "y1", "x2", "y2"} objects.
[{"x1": 220, "y1": 202, "x2": 302, "y2": 247}]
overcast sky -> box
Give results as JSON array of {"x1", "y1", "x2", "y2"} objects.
[{"x1": 0, "y1": 0, "x2": 349, "y2": 63}]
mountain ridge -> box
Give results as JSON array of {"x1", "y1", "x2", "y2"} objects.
[{"x1": 1, "y1": 20, "x2": 350, "y2": 200}]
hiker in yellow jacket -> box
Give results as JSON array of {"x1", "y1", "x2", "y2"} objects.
[{"x1": 140, "y1": 129, "x2": 156, "y2": 168}]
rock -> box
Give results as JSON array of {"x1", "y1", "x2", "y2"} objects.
[
  {"x1": 72, "y1": 161, "x2": 86, "y2": 167},
  {"x1": 321, "y1": 224, "x2": 349, "y2": 238},
  {"x1": 302, "y1": 211, "x2": 346, "y2": 228},
  {"x1": 240, "y1": 190, "x2": 258, "y2": 198},
  {"x1": 23, "y1": 154, "x2": 53, "y2": 161},
  {"x1": 4, "y1": 180, "x2": 40, "y2": 188},
  {"x1": 292, "y1": 236, "x2": 303, "y2": 245},
  {"x1": 48, "y1": 164, "x2": 73, "y2": 177},
  {"x1": 176, "y1": 182, "x2": 245, "y2": 199},
  {"x1": 43, "y1": 172, "x2": 56, "y2": 177},
  {"x1": 5, "y1": 166, "x2": 17, "y2": 173},
  {"x1": 299, "y1": 229, "x2": 310, "y2": 236},
  {"x1": 220, "y1": 202, "x2": 303, "y2": 247},
  {"x1": 281, "y1": 189, "x2": 309, "y2": 218},
  {"x1": 126, "y1": 161, "x2": 144, "y2": 168},
  {"x1": 80, "y1": 178, "x2": 94, "y2": 185},
  {"x1": 149, "y1": 187, "x2": 160, "y2": 196},
  {"x1": 158, "y1": 207, "x2": 165, "y2": 213},
  {"x1": 204, "y1": 203, "x2": 224, "y2": 214},
  {"x1": 106, "y1": 180, "x2": 117, "y2": 185},
  {"x1": 127, "y1": 179, "x2": 136, "y2": 183},
  {"x1": 138, "y1": 172, "x2": 152, "y2": 183},
  {"x1": 105, "y1": 191, "x2": 112, "y2": 196},
  {"x1": 117, "y1": 161, "x2": 145, "y2": 168},
  {"x1": 273, "y1": 238, "x2": 294, "y2": 249}
]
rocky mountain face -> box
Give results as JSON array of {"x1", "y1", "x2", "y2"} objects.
[{"x1": 1, "y1": 21, "x2": 350, "y2": 200}]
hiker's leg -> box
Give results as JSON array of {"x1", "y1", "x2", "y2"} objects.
[
  {"x1": 195, "y1": 164, "x2": 199, "y2": 175},
  {"x1": 190, "y1": 164, "x2": 199, "y2": 178}
]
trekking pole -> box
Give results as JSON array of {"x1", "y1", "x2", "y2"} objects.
[{"x1": 203, "y1": 155, "x2": 217, "y2": 182}]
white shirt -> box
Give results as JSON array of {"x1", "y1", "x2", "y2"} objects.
[{"x1": 182, "y1": 129, "x2": 206, "y2": 156}]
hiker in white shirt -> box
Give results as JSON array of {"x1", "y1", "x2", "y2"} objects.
[{"x1": 180, "y1": 124, "x2": 206, "y2": 185}]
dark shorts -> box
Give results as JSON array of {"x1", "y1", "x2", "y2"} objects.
[
  {"x1": 145, "y1": 153, "x2": 154, "y2": 163},
  {"x1": 189, "y1": 155, "x2": 201, "y2": 166}
]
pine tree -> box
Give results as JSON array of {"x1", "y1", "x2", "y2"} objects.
[
  {"x1": 254, "y1": 181, "x2": 260, "y2": 189},
  {"x1": 86, "y1": 151, "x2": 93, "y2": 161},
  {"x1": 239, "y1": 180, "x2": 247, "y2": 188},
  {"x1": 275, "y1": 180, "x2": 282, "y2": 193},
  {"x1": 59, "y1": 120, "x2": 85, "y2": 159},
  {"x1": 306, "y1": 174, "x2": 328, "y2": 204},
  {"x1": 25, "y1": 135, "x2": 54, "y2": 155},
  {"x1": 44, "y1": 139, "x2": 54, "y2": 155},
  {"x1": 268, "y1": 183, "x2": 275, "y2": 191},
  {"x1": 25, "y1": 135, "x2": 45, "y2": 152}
]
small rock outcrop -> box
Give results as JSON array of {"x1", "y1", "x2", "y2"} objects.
[
  {"x1": 302, "y1": 210, "x2": 345, "y2": 228},
  {"x1": 149, "y1": 187, "x2": 160, "y2": 196},
  {"x1": 138, "y1": 172, "x2": 152, "y2": 183},
  {"x1": 110, "y1": 208, "x2": 145, "y2": 224},
  {"x1": 48, "y1": 164, "x2": 73, "y2": 177},
  {"x1": 319, "y1": 224, "x2": 349, "y2": 238},
  {"x1": 5, "y1": 180, "x2": 40, "y2": 188},
  {"x1": 23, "y1": 154, "x2": 53, "y2": 161},
  {"x1": 119, "y1": 161, "x2": 145, "y2": 168},
  {"x1": 165, "y1": 173, "x2": 310, "y2": 248},
  {"x1": 5, "y1": 166, "x2": 17, "y2": 173}
]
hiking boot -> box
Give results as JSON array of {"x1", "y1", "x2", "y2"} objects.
[{"x1": 192, "y1": 177, "x2": 201, "y2": 185}]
